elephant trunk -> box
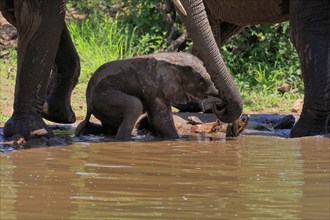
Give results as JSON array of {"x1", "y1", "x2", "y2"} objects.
[{"x1": 176, "y1": 0, "x2": 243, "y2": 123}]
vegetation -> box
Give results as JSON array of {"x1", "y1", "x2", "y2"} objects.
[
  {"x1": 222, "y1": 23, "x2": 303, "y2": 112},
  {"x1": 0, "y1": 0, "x2": 303, "y2": 124},
  {"x1": 69, "y1": 0, "x2": 303, "y2": 114}
]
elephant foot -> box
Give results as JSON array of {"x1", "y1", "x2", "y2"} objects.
[
  {"x1": 42, "y1": 95, "x2": 76, "y2": 124},
  {"x1": 4, "y1": 114, "x2": 53, "y2": 140},
  {"x1": 290, "y1": 115, "x2": 329, "y2": 138},
  {"x1": 75, "y1": 120, "x2": 106, "y2": 136}
]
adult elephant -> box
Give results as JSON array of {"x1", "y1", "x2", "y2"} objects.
[
  {"x1": 172, "y1": 0, "x2": 330, "y2": 137},
  {"x1": 1, "y1": 0, "x2": 80, "y2": 139}
]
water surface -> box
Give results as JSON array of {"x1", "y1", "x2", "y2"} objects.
[{"x1": 1, "y1": 136, "x2": 329, "y2": 219}]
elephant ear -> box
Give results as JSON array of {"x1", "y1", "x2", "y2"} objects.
[{"x1": 156, "y1": 61, "x2": 189, "y2": 104}]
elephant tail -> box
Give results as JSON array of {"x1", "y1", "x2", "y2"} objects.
[
  {"x1": 75, "y1": 76, "x2": 95, "y2": 136},
  {"x1": 74, "y1": 110, "x2": 92, "y2": 136}
]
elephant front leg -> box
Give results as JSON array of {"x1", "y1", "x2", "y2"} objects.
[
  {"x1": 146, "y1": 98, "x2": 179, "y2": 139},
  {"x1": 42, "y1": 24, "x2": 80, "y2": 124},
  {"x1": 290, "y1": 0, "x2": 330, "y2": 137},
  {"x1": 3, "y1": 0, "x2": 66, "y2": 139}
]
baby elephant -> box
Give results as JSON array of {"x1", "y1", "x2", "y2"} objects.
[{"x1": 75, "y1": 52, "x2": 220, "y2": 140}]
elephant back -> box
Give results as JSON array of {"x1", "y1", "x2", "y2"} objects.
[
  {"x1": 150, "y1": 52, "x2": 212, "y2": 84},
  {"x1": 205, "y1": 0, "x2": 289, "y2": 26},
  {"x1": 85, "y1": 60, "x2": 130, "y2": 111}
]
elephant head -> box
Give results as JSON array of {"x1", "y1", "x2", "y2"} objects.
[
  {"x1": 173, "y1": 0, "x2": 243, "y2": 123},
  {"x1": 152, "y1": 52, "x2": 220, "y2": 105}
]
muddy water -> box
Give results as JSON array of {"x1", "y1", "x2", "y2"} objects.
[{"x1": 1, "y1": 136, "x2": 329, "y2": 219}]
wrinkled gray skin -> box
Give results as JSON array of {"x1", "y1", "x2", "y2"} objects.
[
  {"x1": 1, "y1": 0, "x2": 80, "y2": 139},
  {"x1": 75, "y1": 52, "x2": 220, "y2": 140},
  {"x1": 174, "y1": 0, "x2": 330, "y2": 137}
]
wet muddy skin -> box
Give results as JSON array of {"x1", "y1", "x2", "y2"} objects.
[{"x1": 0, "y1": 113, "x2": 328, "y2": 153}]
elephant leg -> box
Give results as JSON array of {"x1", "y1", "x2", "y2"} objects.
[
  {"x1": 219, "y1": 22, "x2": 244, "y2": 47},
  {"x1": 135, "y1": 113, "x2": 153, "y2": 132},
  {"x1": 211, "y1": 22, "x2": 244, "y2": 49},
  {"x1": 42, "y1": 24, "x2": 80, "y2": 124},
  {"x1": 75, "y1": 121, "x2": 106, "y2": 136},
  {"x1": 75, "y1": 110, "x2": 106, "y2": 136},
  {"x1": 1, "y1": 1, "x2": 15, "y2": 25},
  {"x1": 92, "y1": 89, "x2": 143, "y2": 141},
  {"x1": 3, "y1": 0, "x2": 66, "y2": 139},
  {"x1": 146, "y1": 99, "x2": 179, "y2": 139},
  {"x1": 290, "y1": 0, "x2": 330, "y2": 137}
]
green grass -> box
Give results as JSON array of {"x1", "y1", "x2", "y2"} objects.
[
  {"x1": 241, "y1": 90, "x2": 303, "y2": 113},
  {"x1": 67, "y1": 16, "x2": 138, "y2": 118},
  {"x1": 67, "y1": 16, "x2": 167, "y2": 118},
  {"x1": 68, "y1": 16, "x2": 138, "y2": 82},
  {"x1": 221, "y1": 23, "x2": 304, "y2": 112},
  {"x1": 0, "y1": 48, "x2": 17, "y2": 124}
]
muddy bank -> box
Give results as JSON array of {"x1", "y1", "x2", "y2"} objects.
[{"x1": 2, "y1": 112, "x2": 321, "y2": 153}]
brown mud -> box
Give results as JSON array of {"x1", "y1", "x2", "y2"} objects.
[{"x1": 1, "y1": 112, "x2": 324, "y2": 153}]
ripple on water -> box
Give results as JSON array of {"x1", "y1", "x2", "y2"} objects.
[{"x1": 0, "y1": 136, "x2": 329, "y2": 219}]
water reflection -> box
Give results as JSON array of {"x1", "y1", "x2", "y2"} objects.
[
  {"x1": 0, "y1": 153, "x2": 17, "y2": 219},
  {"x1": 0, "y1": 136, "x2": 329, "y2": 219}
]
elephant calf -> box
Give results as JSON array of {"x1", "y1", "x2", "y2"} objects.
[{"x1": 75, "y1": 52, "x2": 221, "y2": 140}]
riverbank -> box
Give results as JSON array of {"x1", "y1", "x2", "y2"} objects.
[{"x1": 1, "y1": 112, "x2": 305, "y2": 152}]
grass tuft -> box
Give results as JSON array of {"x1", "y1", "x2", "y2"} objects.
[{"x1": 67, "y1": 16, "x2": 139, "y2": 83}]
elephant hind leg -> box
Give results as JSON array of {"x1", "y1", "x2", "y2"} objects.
[
  {"x1": 92, "y1": 89, "x2": 144, "y2": 141},
  {"x1": 42, "y1": 24, "x2": 80, "y2": 124},
  {"x1": 75, "y1": 110, "x2": 99, "y2": 135},
  {"x1": 75, "y1": 120, "x2": 106, "y2": 136},
  {"x1": 218, "y1": 22, "x2": 244, "y2": 47}
]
